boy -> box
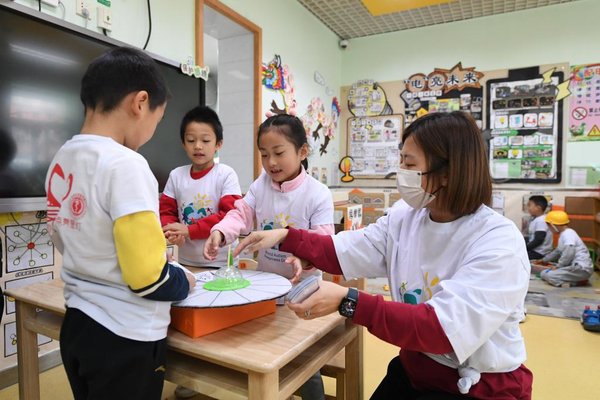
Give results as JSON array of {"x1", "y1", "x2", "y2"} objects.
[
  {"x1": 535, "y1": 210, "x2": 593, "y2": 287},
  {"x1": 525, "y1": 195, "x2": 552, "y2": 260},
  {"x1": 46, "y1": 47, "x2": 195, "y2": 400},
  {"x1": 160, "y1": 106, "x2": 242, "y2": 267}
]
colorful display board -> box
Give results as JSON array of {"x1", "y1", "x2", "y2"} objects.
[
  {"x1": 400, "y1": 63, "x2": 484, "y2": 128},
  {"x1": 487, "y1": 68, "x2": 564, "y2": 183},
  {"x1": 569, "y1": 63, "x2": 600, "y2": 141},
  {"x1": 347, "y1": 115, "x2": 403, "y2": 178}
]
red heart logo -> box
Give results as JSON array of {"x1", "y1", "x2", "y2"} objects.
[{"x1": 47, "y1": 163, "x2": 73, "y2": 209}]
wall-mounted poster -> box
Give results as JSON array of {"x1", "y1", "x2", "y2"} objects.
[
  {"x1": 487, "y1": 67, "x2": 564, "y2": 183},
  {"x1": 569, "y1": 63, "x2": 600, "y2": 141},
  {"x1": 347, "y1": 80, "x2": 393, "y2": 117},
  {"x1": 400, "y1": 63, "x2": 484, "y2": 128},
  {"x1": 347, "y1": 115, "x2": 403, "y2": 178}
]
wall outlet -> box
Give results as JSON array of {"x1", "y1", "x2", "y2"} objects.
[
  {"x1": 76, "y1": 0, "x2": 90, "y2": 19},
  {"x1": 41, "y1": 0, "x2": 59, "y2": 6},
  {"x1": 97, "y1": 6, "x2": 112, "y2": 30}
]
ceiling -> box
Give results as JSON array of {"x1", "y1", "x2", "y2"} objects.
[{"x1": 297, "y1": 0, "x2": 581, "y2": 39}]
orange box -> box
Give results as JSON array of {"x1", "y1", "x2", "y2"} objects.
[{"x1": 170, "y1": 300, "x2": 276, "y2": 338}]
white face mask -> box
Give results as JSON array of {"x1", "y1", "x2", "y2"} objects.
[{"x1": 396, "y1": 169, "x2": 436, "y2": 209}]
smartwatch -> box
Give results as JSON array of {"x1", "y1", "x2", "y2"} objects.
[{"x1": 338, "y1": 287, "x2": 359, "y2": 318}]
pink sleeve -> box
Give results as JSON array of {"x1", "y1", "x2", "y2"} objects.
[
  {"x1": 311, "y1": 224, "x2": 334, "y2": 235},
  {"x1": 211, "y1": 198, "x2": 254, "y2": 244}
]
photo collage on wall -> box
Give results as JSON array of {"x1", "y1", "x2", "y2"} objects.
[
  {"x1": 347, "y1": 115, "x2": 403, "y2": 177},
  {"x1": 487, "y1": 72, "x2": 562, "y2": 182},
  {"x1": 347, "y1": 80, "x2": 402, "y2": 178},
  {"x1": 400, "y1": 63, "x2": 484, "y2": 128}
]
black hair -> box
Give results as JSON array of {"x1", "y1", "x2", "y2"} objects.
[
  {"x1": 257, "y1": 114, "x2": 308, "y2": 170},
  {"x1": 529, "y1": 195, "x2": 548, "y2": 212},
  {"x1": 80, "y1": 47, "x2": 169, "y2": 113},
  {"x1": 179, "y1": 106, "x2": 223, "y2": 143}
]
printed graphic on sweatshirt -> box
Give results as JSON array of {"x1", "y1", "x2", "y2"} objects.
[
  {"x1": 260, "y1": 213, "x2": 295, "y2": 231},
  {"x1": 46, "y1": 163, "x2": 85, "y2": 231},
  {"x1": 181, "y1": 193, "x2": 214, "y2": 225}
]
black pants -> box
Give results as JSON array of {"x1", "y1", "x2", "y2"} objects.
[
  {"x1": 60, "y1": 308, "x2": 167, "y2": 400},
  {"x1": 527, "y1": 250, "x2": 544, "y2": 260},
  {"x1": 371, "y1": 356, "x2": 466, "y2": 400}
]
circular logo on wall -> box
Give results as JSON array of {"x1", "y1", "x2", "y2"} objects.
[{"x1": 70, "y1": 193, "x2": 87, "y2": 219}]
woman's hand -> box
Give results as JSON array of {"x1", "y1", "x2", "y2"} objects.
[
  {"x1": 287, "y1": 280, "x2": 350, "y2": 320},
  {"x1": 204, "y1": 231, "x2": 224, "y2": 260},
  {"x1": 233, "y1": 229, "x2": 289, "y2": 257}
]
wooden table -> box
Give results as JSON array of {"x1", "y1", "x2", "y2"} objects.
[{"x1": 6, "y1": 279, "x2": 359, "y2": 400}]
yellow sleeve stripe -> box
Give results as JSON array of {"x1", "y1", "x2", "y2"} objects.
[{"x1": 114, "y1": 211, "x2": 167, "y2": 290}]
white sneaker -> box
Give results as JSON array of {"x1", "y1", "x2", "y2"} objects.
[{"x1": 175, "y1": 385, "x2": 198, "y2": 399}]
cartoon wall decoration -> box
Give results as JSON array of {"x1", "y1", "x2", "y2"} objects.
[
  {"x1": 486, "y1": 66, "x2": 570, "y2": 183},
  {"x1": 569, "y1": 63, "x2": 600, "y2": 141},
  {"x1": 261, "y1": 54, "x2": 340, "y2": 156},
  {"x1": 338, "y1": 156, "x2": 355, "y2": 182},
  {"x1": 262, "y1": 54, "x2": 297, "y2": 116},
  {"x1": 400, "y1": 62, "x2": 484, "y2": 128},
  {"x1": 299, "y1": 97, "x2": 340, "y2": 156},
  {"x1": 180, "y1": 56, "x2": 209, "y2": 80}
]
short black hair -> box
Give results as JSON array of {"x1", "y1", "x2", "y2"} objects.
[
  {"x1": 257, "y1": 114, "x2": 309, "y2": 170},
  {"x1": 529, "y1": 195, "x2": 548, "y2": 212},
  {"x1": 179, "y1": 106, "x2": 223, "y2": 143},
  {"x1": 80, "y1": 47, "x2": 169, "y2": 113}
]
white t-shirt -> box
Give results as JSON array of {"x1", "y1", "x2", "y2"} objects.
[
  {"x1": 557, "y1": 228, "x2": 593, "y2": 270},
  {"x1": 528, "y1": 215, "x2": 553, "y2": 255},
  {"x1": 245, "y1": 171, "x2": 333, "y2": 278},
  {"x1": 162, "y1": 163, "x2": 241, "y2": 266},
  {"x1": 333, "y1": 201, "x2": 530, "y2": 373},
  {"x1": 46, "y1": 135, "x2": 170, "y2": 341}
]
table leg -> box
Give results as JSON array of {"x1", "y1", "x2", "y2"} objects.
[
  {"x1": 15, "y1": 300, "x2": 41, "y2": 400},
  {"x1": 248, "y1": 370, "x2": 278, "y2": 400},
  {"x1": 345, "y1": 331, "x2": 360, "y2": 400}
]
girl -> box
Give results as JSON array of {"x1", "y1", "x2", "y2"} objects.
[
  {"x1": 234, "y1": 112, "x2": 533, "y2": 400},
  {"x1": 204, "y1": 113, "x2": 334, "y2": 400},
  {"x1": 204, "y1": 114, "x2": 334, "y2": 280}
]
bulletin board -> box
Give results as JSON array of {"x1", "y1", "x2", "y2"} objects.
[
  {"x1": 486, "y1": 66, "x2": 564, "y2": 183},
  {"x1": 400, "y1": 63, "x2": 484, "y2": 128},
  {"x1": 346, "y1": 114, "x2": 403, "y2": 178},
  {"x1": 347, "y1": 79, "x2": 393, "y2": 117},
  {"x1": 569, "y1": 63, "x2": 600, "y2": 141}
]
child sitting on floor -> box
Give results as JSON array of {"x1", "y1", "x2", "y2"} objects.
[{"x1": 533, "y1": 210, "x2": 593, "y2": 287}]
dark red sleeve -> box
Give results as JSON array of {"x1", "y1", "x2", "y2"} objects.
[
  {"x1": 188, "y1": 194, "x2": 242, "y2": 240},
  {"x1": 280, "y1": 227, "x2": 452, "y2": 355},
  {"x1": 353, "y1": 292, "x2": 452, "y2": 354},
  {"x1": 280, "y1": 228, "x2": 343, "y2": 275},
  {"x1": 159, "y1": 194, "x2": 179, "y2": 226}
]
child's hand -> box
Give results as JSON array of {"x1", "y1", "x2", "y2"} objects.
[
  {"x1": 204, "y1": 231, "x2": 224, "y2": 260},
  {"x1": 163, "y1": 223, "x2": 189, "y2": 243},
  {"x1": 233, "y1": 229, "x2": 289, "y2": 257},
  {"x1": 168, "y1": 234, "x2": 185, "y2": 247},
  {"x1": 285, "y1": 256, "x2": 309, "y2": 284}
]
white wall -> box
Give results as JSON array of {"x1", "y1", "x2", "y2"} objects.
[
  {"x1": 14, "y1": 0, "x2": 196, "y2": 62},
  {"x1": 220, "y1": 0, "x2": 344, "y2": 180},
  {"x1": 338, "y1": 0, "x2": 600, "y2": 177}
]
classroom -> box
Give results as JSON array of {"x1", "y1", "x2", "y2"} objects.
[{"x1": 0, "y1": 0, "x2": 599, "y2": 399}]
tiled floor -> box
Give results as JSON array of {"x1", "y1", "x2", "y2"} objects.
[{"x1": 1, "y1": 272, "x2": 598, "y2": 399}]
